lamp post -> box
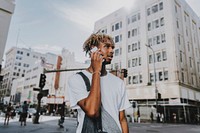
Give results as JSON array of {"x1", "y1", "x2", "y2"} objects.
[{"x1": 145, "y1": 44, "x2": 158, "y2": 114}]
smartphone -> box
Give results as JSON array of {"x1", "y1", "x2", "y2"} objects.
[
  {"x1": 90, "y1": 47, "x2": 105, "y2": 63},
  {"x1": 90, "y1": 46, "x2": 98, "y2": 53}
]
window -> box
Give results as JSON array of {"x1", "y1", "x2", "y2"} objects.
[
  {"x1": 181, "y1": 72, "x2": 184, "y2": 82},
  {"x1": 139, "y1": 74, "x2": 142, "y2": 83},
  {"x1": 188, "y1": 42, "x2": 190, "y2": 51},
  {"x1": 139, "y1": 57, "x2": 141, "y2": 66},
  {"x1": 114, "y1": 63, "x2": 119, "y2": 70},
  {"x1": 133, "y1": 75, "x2": 138, "y2": 84},
  {"x1": 128, "y1": 31, "x2": 131, "y2": 38},
  {"x1": 20, "y1": 51, "x2": 23, "y2": 55},
  {"x1": 150, "y1": 73, "x2": 154, "y2": 82},
  {"x1": 149, "y1": 55, "x2": 153, "y2": 64},
  {"x1": 159, "y1": 71, "x2": 163, "y2": 81},
  {"x1": 162, "y1": 51, "x2": 167, "y2": 61},
  {"x1": 138, "y1": 13, "x2": 140, "y2": 20},
  {"x1": 189, "y1": 57, "x2": 192, "y2": 67},
  {"x1": 115, "y1": 35, "x2": 119, "y2": 43},
  {"x1": 176, "y1": 20, "x2": 179, "y2": 29},
  {"x1": 128, "y1": 45, "x2": 131, "y2": 53},
  {"x1": 115, "y1": 23, "x2": 119, "y2": 30},
  {"x1": 112, "y1": 25, "x2": 114, "y2": 31},
  {"x1": 160, "y1": 17, "x2": 164, "y2": 26},
  {"x1": 156, "y1": 52, "x2": 161, "y2": 62},
  {"x1": 115, "y1": 49, "x2": 119, "y2": 56},
  {"x1": 152, "y1": 5, "x2": 158, "y2": 13},
  {"x1": 180, "y1": 51, "x2": 182, "y2": 62},
  {"x1": 148, "y1": 38, "x2": 152, "y2": 46},
  {"x1": 132, "y1": 15, "x2": 137, "y2": 23},
  {"x1": 161, "y1": 34, "x2": 166, "y2": 43},
  {"x1": 27, "y1": 53, "x2": 30, "y2": 56},
  {"x1": 186, "y1": 28, "x2": 188, "y2": 36},
  {"x1": 159, "y1": 2, "x2": 163, "y2": 10},
  {"x1": 128, "y1": 76, "x2": 132, "y2": 84},
  {"x1": 178, "y1": 34, "x2": 181, "y2": 45},
  {"x1": 156, "y1": 35, "x2": 160, "y2": 44},
  {"x1": 164, "y1": 71, "x2": 168, "y2": 80},
  {"x1": 132, "y1": 29, "x2": 137, "y2": 37},
  {"x1": 148, "y1": 23, "x2": 151, "y2": 31},
  {"x1": 128, "y1": 60, "x2": 131, "y2": 68},
  {"x1": 132, "y1": 58, "x2": 138, "y2": 67},
  {"x1": 147, "y1": 8, "x2": 151, "y2": 16},
  {"x1": 138, "y1": 41, "x2": 140, "y2": 50},
  {"x1": 120, "y1": 21, "x2": 122, "y2": 28}
]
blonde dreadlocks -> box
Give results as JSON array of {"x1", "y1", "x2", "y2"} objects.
[{"x1": 83, "y1": 32, "x2": 114, "y2": 55}]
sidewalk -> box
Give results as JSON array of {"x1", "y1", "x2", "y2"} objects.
[{"x1": 0, "y1": 115, "x2": 77, "y2": 133}]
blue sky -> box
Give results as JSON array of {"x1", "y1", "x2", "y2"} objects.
[{"x1": 4, "y1": 0, "x2": 200, "y2": 63}]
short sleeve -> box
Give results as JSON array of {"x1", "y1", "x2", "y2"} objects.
[
  {"x1": 119, "y1": 82, "x2": 131, "y2": 111},
  {"x1": 67, "y1": 74, "x2": 89, "y2": 109}
]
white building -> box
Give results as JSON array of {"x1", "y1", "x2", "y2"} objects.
[
  {"x1": 0, "y1": 47, "x2": 57, "y2": 103},
  {"x1": 94, "y1": 0, "x2": 200, "y2": 123},
  {"x1": 0, "y1": 0, "x2": 15, "y2": 66},
  {"x1": 0, "y1": 0, "x2": 15, "y2": 102},
  {"x1": 7, "y1": 47, "x2": 88, "y2": 114}
]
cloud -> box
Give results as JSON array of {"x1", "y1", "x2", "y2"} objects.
[
  {"x1": 55, "y1": 5, "x2": 95, "y2": 31},
  {"x1": 31, "y1": 44, "x2": 62, "y2": 55}
]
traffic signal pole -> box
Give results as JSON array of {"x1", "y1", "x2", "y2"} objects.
[{"x1": 33, "y1": 74, "x2": 46, "y2": 124}]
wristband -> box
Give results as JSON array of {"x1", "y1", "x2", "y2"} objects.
[{"x1": 92, "y1": 71, "x2": 101, "y2": 75}]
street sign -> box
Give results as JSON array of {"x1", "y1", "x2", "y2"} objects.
[{"x1": 33, "y1": 88, "x2": 40, "y2": 91}]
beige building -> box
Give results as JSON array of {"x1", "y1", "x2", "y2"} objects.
[
  {"x1": 94, "y1": 0, "x2": 200, "y2": 123},
  {"x1": 0, "y1": 0, "x2": 15, "y2": 68}
]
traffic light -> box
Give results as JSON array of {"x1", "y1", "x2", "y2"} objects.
[
  {"x1": 123, "y1": 69, "x2": 128, "y2": 78},
  {"x1": 39, "y1": 74, "x2": 46, "y2": 89},
  {"x1": 158, "y1": 93, "x2": 161, "y2": 100},
  {"x1": 132, "y1": 101, "x2": 136, "y2": 108},
  {"x1": 0, "y1": 75, "x2": 3, "y2": 82}
]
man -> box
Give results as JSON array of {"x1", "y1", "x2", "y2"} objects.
[
  {"x1": 20, "y1": 101, "x2": 28, "y2": 126},
  {"x1": 4, "y1": 103, "x2": 12, "y2": 125},
  {"x1": 58, "y1": 102, "x2": 65, "y2": 128},
  {"x1": 68, "y1": 32, "x2": 131, "y2": 133}
]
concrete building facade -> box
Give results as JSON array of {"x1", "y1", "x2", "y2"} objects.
[
  {"x1": 94, "y1": 0, "x2": 200, "y2": 123},
  {"x1": 0, "y1": 0, "x2": 15, "y2": 66}
]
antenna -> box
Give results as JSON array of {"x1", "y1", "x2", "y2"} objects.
[{"x1": 16, "y1": 28, "x2": 20, "y2": 47}]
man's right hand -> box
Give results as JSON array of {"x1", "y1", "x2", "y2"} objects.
[{"x1": 90, "y1": 50, "x2": 103, "y2": 73}]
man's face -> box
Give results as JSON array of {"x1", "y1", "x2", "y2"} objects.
[{"x1": 98, "y1": 39, "x2": 115, "y2": 65}]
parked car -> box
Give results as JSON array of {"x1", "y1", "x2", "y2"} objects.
[
  {"x1": 28, "y1": 108, "x2": 37, "y2": 118},
  {"x1": 15, "y1": 107, "x2": 36, "y2": 118}
]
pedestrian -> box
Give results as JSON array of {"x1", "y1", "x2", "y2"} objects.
[
  {"x1": 20, "y1": 101, "x2": 28, "y2": 126},
  {"x1": 137, "y1": 109, "x2": 141, "y2": 123},
  {"x1": 68, "y1": 32, "x2": 131, "y2": 133},
  {"x1": 4, "y1": 103, "x2": 13, "y2": 125},
  {"x1": 150, "y1": 112, "x2": 154, "y2": 122},
  {"x1": 58, "y1": 102, "x2": 65, "y2": 128}
]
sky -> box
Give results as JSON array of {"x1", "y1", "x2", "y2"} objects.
[{"x1": 4, "y1": 0, "x2": 200, "y2": 64}]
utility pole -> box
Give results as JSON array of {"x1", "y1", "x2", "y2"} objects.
[{"x1": 145, "y1": 44, "x2": 159, "y2": 115}]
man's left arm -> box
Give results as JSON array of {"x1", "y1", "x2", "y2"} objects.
[{"x1": 119, "y1": 110, "x2": 129, "y2": 133}]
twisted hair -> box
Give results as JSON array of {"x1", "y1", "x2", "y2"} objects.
[{"x1": 83, "y1": 31, "x2": 114, "y2": 55}]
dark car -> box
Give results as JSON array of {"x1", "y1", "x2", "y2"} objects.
[{"x1": 15, "y1": 107, "x2": 36, "y2": 118}]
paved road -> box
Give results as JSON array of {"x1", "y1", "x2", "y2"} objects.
[{"x1": 1, "y1": 116, "x2": 200, "y2": 133}]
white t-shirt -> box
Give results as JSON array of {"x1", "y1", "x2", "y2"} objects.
[{"x1": 68, "y1": 70, "x2": 131, "y2": 133}]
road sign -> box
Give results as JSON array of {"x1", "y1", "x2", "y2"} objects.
[{"x1": 33, "y1": 88, "x2": 40, "y2": 91}]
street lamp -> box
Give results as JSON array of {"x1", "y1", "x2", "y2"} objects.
[{"x1": 145, "y1": 44, "x2": 158, "y2": 114}]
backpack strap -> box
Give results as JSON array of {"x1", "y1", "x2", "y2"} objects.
[
  {"x1": 77, "y1": 71, "x2": 104, "y2": 132},
  {"x1": 77, "y1": 72, "x2": 90, "y2": 92}
]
